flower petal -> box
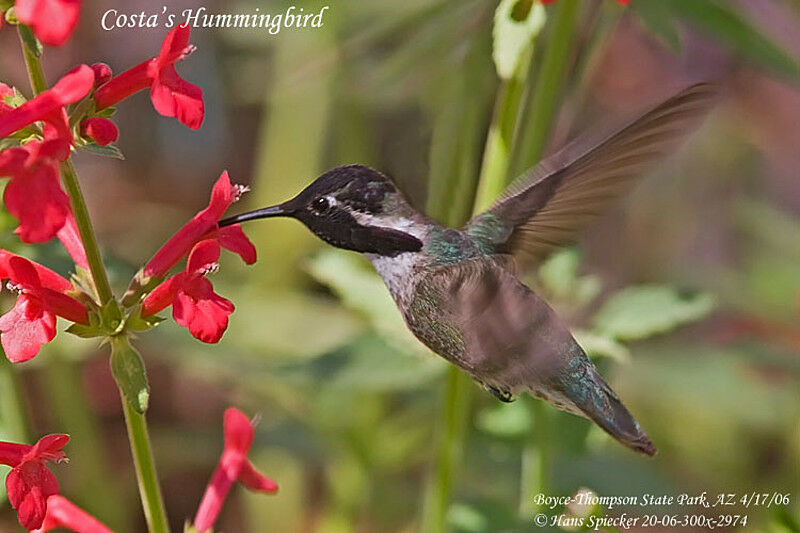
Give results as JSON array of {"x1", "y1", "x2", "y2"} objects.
[
  {"x1": 153, "y1": 24, "x2": 191, "y2": 71},
  {"x1": 3, "y1": 159, "x2": 70, "y2": 243},
  {"x1": 6, "y1": 464, "x2": 59, "y2": 530},
  {"x1": 149, "y1": 64, "x2": 204, "y2": 129},
  {"x1": 186, "y1": 240, "x2": 220, "y2": 275},
  {"x1": 0, "y1": 251, "x2": 73, "y2": 293},
  {"x1": 0, "y1": 295, "x2": 56, "y2": 363},
  {"x1": 35, "y1": 495, "x2": 113, "y2": 533},
  {"x1": 40, "y1": 288, "x2": 88, "y2": 324},
  {"x1": 24, "y1": 434, "x2": 69, "y2": 464},
  {"x1": 141, "y1": 275, "x2": 180, "y2": 317},
  {"x1": 172, "y1": 277, "x2": 233, "y2": 343},
  {"x1": 216, "y1": 225, "x2": 257, "y2": 265},
  {"x1": 238, "y1": 460, "x2": 278, "y2": 493},
  {"x1": 143, "y1": 172, "x2": 235, "y2": 277},
  {"x1": 14, "y1": 0, "x2": 81, "y2": 47},
  {"x1": 56, "y1": 214, "x2": 89, "y2": 269},
  {"x1": 223, "y1": 408, "x2": 254, "y2": 455}
]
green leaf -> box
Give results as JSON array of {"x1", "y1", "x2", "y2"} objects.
[
  {"x1": 100, "y1": 299, "x2": 125, "y2": 335},
  {"x1": 81, "y1": 143, "x2": 125, "y2": 159},
  {"x1": 95, "y1": 106, "x2": 116, "y2": 118},
  {"x1": 492, "y1": 0, "x2": 546, "y2": 80},
  {"x1": 125, "y1": 307, "x2": 165, "y2": 332},
  {"x1": 593, "y1": 285, "x2": 715, "y2": 341},
  {"x1": 110, "y1": 338, "x2": 149, "y2": 413},
  {"x1": 667, "y1": 0, "x2": 799, "y2": 79},
  {"x1": 66, "y1": 321, "x2": 107, "y2": 339}
]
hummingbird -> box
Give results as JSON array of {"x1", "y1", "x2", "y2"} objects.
[{"x1": 219, "y1": 83, "x2": 717, "y2": 456}]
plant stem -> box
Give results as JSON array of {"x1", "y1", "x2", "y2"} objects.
[
  {"x1": 511, "y1": 0, "x2": 581, "y2": 176},
  {"x1": 422, "y1": 368, "x2": 473, "y2": 533},
  {"x1": 59, "y1": 159, "x2": 114, "y2": 304},
  {"x1": 519, "y1": 399, "x2": 550, "y2": 517},
  {"x1": 422, "y1": 31, "x2": 538, "y2": 532},
  {"x1": 511, "y1": 1, "x2": 580, "y2": 517},
  {"x1": 122, "y1": 394, "x2": 171, "y2": 533},
  {"x1": 17, "y1": 26, "x2": 46, "y2": 95},
  {"x1": 17, "y1": 30, "x2": 170, "y2": 533}
]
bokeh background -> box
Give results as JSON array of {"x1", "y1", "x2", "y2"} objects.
[{"x1": 0, "y1": 0, "x2": 798, "y2": 531}]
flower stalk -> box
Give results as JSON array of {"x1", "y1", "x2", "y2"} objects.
[
  {"x1": 17, "y1": 24, "x2": 171, "y2": 533},
  {"x1": 120, "y1": 377, "x2": 171, "y2": 533}
]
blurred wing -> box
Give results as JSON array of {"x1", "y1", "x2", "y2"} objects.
[{"x1": 469, "y1": 83, "x2": 718, "y2": 265}]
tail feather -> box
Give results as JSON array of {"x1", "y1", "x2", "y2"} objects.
[{"x1": 548, "y1": 357, "x2": 657, "y2": 456}]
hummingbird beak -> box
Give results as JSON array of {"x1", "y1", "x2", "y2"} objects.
[{"x1": 218, "y1": 203, "x2": 291, "y2": 227}]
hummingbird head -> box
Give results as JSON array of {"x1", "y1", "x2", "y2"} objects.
[{"x1": 219, "y1": 164, "x2": 424, "y2": 256}]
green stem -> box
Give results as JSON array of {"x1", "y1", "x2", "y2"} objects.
[
  {"x1": 59, "y1": 159, "x2": 114, "y2": 304},
  {"x1": 511, "y1": 1, "x2": 580, "y2": 517},
  {"x1": 122, "y1": 394, "x2": 171, "y2": 533},
  {"x1": 422, "y1": 33, "x2": 538, "y2": 533},
  {"x1": 519, "y1": 400, "x2": 550, "y2": 517},
  {"x1": 17, "y1": 26, "x2": 46, "y2": 95},
  {"x1": 511, "y1": 0, "x2": 581, "y2": 176},
  {"x1": 422, "y1": 368, "x2": 473, "y2": 533}
]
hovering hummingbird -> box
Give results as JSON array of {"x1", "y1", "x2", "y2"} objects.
[{"x1": 219, "y1": 83, "x2": 717, "y2": 456}]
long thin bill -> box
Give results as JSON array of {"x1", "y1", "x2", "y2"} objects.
[{"x1": 218, "y1": 204, "x2": 288, "y2": 227}]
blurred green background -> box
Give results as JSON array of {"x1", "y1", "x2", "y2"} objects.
[{"x1": 0, "y1": 0, "x2": 799, "y2": 531}]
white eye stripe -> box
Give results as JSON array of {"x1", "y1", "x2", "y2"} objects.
[{"x1": 325, "y1": 195, "x2": 338, "y2": 207}]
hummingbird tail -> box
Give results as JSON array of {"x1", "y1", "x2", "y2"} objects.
[{"x1": 550, "y1": 358, "x2": 657, "y2": 456}]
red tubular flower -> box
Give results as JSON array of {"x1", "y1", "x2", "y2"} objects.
[
  {"x1": 0, "y1": 434, "x2": 69, "y2": 530},
  {"x1": 56, "y1": 214, "x2": 89, "y2": 269},
  {"x1": 93, "y1": 24, "x2": 204, "y2": 129},
  {"x1": 144, "y1": 171, "x2": 256, "y2": 279},
  {"x1": 14, "y1": 0, "x2": 81, "y2": 47},
  {"x1": 193, "y1": 408, "x2": 277, "y2": 532},
  {"x1": 141, "y1": 240, "x2": 234, "y2": 343},
  {"x1": 0, "y1": 139, "x2": 72, "y2": 243},
  {"x1": 0, "y1": 253, "x2": 88, "y2": 362},
  {"x1": 80, "y1": 117, "x2": 118, "y2": 145},
  {"x1": 0, "y1": 64, "x2": 93, "y2": 142},
  {"x1": 33, "y1": 495, "x2": 113, "y2": 533}
]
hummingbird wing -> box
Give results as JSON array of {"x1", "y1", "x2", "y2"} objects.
[
  {"x1": 406, "y1": 257, "x2": 656, "y2": 455},
  {"x1": 466, "y1": 83, "x2": 718, "y2": 266}
]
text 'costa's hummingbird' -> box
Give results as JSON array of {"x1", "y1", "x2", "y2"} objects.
[{"x1": 220, "y1": 83, "x2": 718, "y2": 456}]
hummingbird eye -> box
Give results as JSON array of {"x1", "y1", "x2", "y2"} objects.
[{"x1": 311, "y1": 196, "x2": 331, "y2": 214}]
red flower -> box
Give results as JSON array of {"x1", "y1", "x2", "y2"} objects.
[
  {"x1": 0, "y1": 65, "x2": 93, "y2": 143},
  {"x1": 0, "y1": 434, "x2": 69, "y2": 530},
  {"x1": 89, "y1": 63, "x2": 112, "y2": 88},
  {"x1": 14, "y1": 0, "x2": 81, "y2": 47},
  {"x1": 141, "y1": 240, "x2": 234, "y2": 343},
  {"x1": 144, "y1": 171, "x2": 256, "y2": 279},
  {"x1": 0, "y1": 252, "x2": 89, "y2": 362},
  {"x1": 193, "y1": 408, "x2": 277, "y2": 532},
  {"x1": 0, "y1": 139, "x2": 72, "y2": 242},
  {"x1": 56, "y1": 214, "x2": 89, "y2": 269},
  {"x1": 93, "y1": 25, "x2": 204, "y2": 129},
  {"x1": 80, "y1": 117, "x2": 118, "y2": 145},
  {"x1": 33, "y1": 495, "x2": 112, "y2": 533}
]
